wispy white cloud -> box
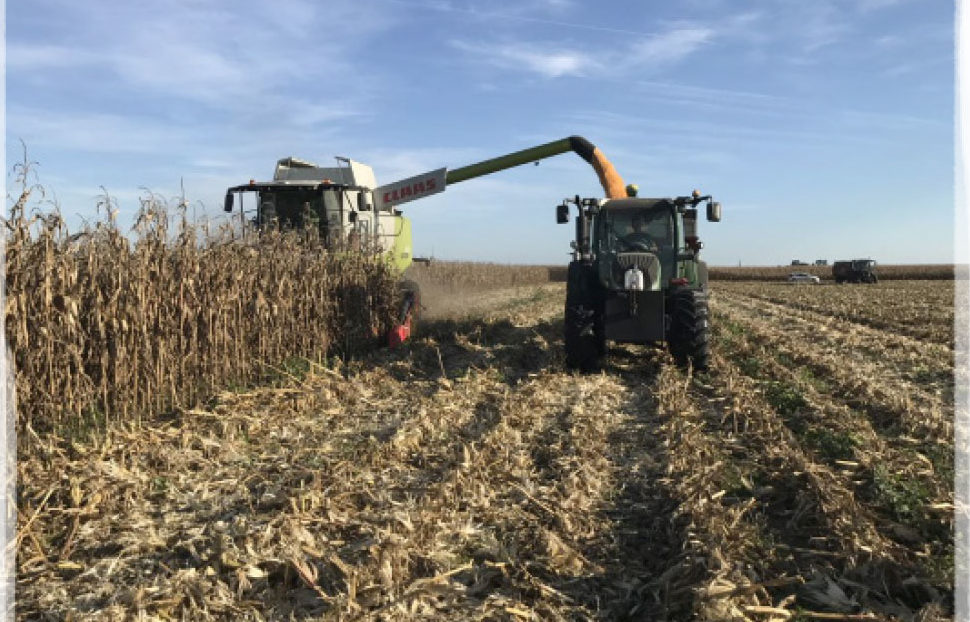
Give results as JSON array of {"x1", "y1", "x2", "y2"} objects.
[
  {"x1": 449, "y1": 40, "x2": 597, "y2": 78},
  {"x1": 7, "y1": 0, "x2": 392, "y2": 113},
  {"x1": 798, "y1": 3, "x2": 852, "y2": 52},
  {"x1": 8, "y1": 109, "x2": 195, "y2": 154},
  {"x1": 625, "y1": 26, "x2": 714, "y2": 67},
  {"x1": 379, "y1": 0, "x2": 652, "y2": 36},
  {"x1": 856, "y1": 0, "x2": 910, "y2": 12},
  {"x1": 450, "y1": 21, "x2": 716, "y2": 80},
  {"x1": 5, "y1": 44, "x2": 99, "y2": 70},
  {"x1": 873, "y1": 34, "x2": 902, "y2": 48}
]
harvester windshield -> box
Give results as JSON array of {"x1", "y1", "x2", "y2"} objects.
[{"x1": 254, "y1": 187, "x2": 332, "y2": 230}]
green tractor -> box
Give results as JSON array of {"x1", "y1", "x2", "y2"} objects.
[{"x1": 556, "y1": 190, "x2": 721, "y2": 371}]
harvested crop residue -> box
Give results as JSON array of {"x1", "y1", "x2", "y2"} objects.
[{"x1": 17, "y1": 282, "x2": 955, "y2": 620}]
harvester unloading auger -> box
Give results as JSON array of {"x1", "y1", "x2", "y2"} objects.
[{"x1": 224, "y1": 136, "x2": 721, "y2": 368}]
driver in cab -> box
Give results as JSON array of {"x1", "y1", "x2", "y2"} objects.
[{"x1": 620, "y1": 214, "x2": 659, "y2": 252}]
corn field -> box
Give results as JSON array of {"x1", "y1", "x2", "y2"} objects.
[
  {"x1": 14, "y1": 263, "x2": 957, "y2": 620},
  {"x1": 6, "y1": 189, "x2": 397, "y2": 439},
  {"x1": 709, "y1": 264, "x2": 960, "y2": 281}
]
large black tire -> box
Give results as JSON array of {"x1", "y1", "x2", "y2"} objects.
[
  {"x1": 397, "y1": 279, "x2": 421, "y2": 332},
  {"x1": 697, "y1": 260, "x2": 709, "y2": 291},
  {"x1": 564, "y1": 262, "x2": 605, "y2": 372},
  {"x1": 667, "y1": 288, "x2": 711, "y2": 372}
]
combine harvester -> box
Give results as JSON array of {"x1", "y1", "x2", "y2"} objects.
[{"x1": 223, "y1": 136, "x2": 721, "y2": 370}]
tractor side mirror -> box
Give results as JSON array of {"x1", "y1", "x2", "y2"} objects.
[
  {"x1": 348, "y1": 211, "x2": 358, "y2": 223},
  {"x1": 556, "y1": 204, "x2": 569, "y2": 224},
  {"x1": 707, "y1": 201, "x2": 721, "y2": 222},
  {"x1": 358, "y1": 192, "x2": 373, "y2": 211},
  {"x1": 223, "y1": 193, "x2": 234, "y2": 213}
]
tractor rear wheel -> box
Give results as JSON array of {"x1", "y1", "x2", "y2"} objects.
[
  {"x1": 667, "y1": 288, "x2": 710, "y2": 371},
  {"x1": 564, "y1": 262, "x2": 604, "y2": 372},
  {"x1": 697, "y1": 260, "x2": 709, "y2": 291}
]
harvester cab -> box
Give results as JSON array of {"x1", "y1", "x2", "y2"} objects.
[
  {"x1": 557, "y1": 191, "x2": 721, "y2": 372},
  {"x1": 223, "y1": 157, "x2": 417, "y2": 273}
]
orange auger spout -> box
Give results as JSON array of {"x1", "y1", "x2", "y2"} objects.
[{"x1": 584, "y1": 144, "x2": 627, "y2": 199}]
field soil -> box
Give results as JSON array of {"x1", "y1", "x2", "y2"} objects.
[{"x1": 17, "y1": 282, "x2": 955, "y2": 621}]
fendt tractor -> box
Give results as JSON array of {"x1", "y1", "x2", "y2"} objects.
[
  {"x1": 223, "y1": 136, "x2": 721, "y2": 370},
  {"x1": 556, "y1": 190, "x2": 720, "y2": 372}
]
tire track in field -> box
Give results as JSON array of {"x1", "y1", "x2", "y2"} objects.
[
  {"x1": 717, "y1": 284, "x2": 953, "y2": 347},
  {"x1": 709, "y1": 309, "x2": 954, "y2": 592},
  {"x1": 259, "y1": 291, "x2": 576, "y2": 617},
  {"x1": 715, "y1": 288, "x2": 953, "y2": 377},
  {"x1": 714, "y1": 289, "x2": 953, "y2": 441},
  {"x1": 687, "y1": 350, "x2": 947, "y2": 619},
  {"x1": 336, "y1": 295, "x2": 686, "y2": 619},
  {"x1": 336, "y1": 291, "x2": 784, "y2": 620}
]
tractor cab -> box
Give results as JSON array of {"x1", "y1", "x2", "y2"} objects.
[{"x1": 594, "y1": 199, "x2": 679, "y2": 292}]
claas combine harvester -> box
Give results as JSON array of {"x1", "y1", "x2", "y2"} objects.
[{"x1": 223, "y1": 136, "x2": 721, "y2": 370}]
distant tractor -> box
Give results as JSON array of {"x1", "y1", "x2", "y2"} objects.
[
  {"x1": 557, "y1": 190, "x2": 721, "y2": 372},
  {"x1": 833, "y1": 259, "x2": 878, "y2": 284},
  {"x1": 791, "y1": 260, "x2": 808, "y2": 266}
]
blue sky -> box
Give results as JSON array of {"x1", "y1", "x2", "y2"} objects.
[{"x1": 4, "y1": 0, "x2": 955, "y2": 265}]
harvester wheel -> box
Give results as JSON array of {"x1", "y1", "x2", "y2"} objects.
[
  {"x1": 564, "y1": 262, "x2": 604, "y2": 372},
  {"x1": 398, "y1": 279, "x2": 422, "y2": 321},
  {"x1": 389, "y1": 279, "x2": 421, "y2": 348},
  {"x1": 667, "y1": 288, "x2": 710, "y2": 372}
]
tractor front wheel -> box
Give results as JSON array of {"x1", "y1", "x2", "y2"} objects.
[
  {"x1": 667, "y1": 288, "x2": 710, "y2": 372},
  {"x1": 564, "y1": 262, "x2": 604, "y2": 372}
]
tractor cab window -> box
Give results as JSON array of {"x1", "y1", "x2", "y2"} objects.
[{"x1": 602, "y1": 209, "x2": 672, "y2": 253}]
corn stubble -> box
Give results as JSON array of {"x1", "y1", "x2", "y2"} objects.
[{"x1": 11, "y1": 193, "x2": 956, "y2": 621}]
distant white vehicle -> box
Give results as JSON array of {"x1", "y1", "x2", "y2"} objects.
[{"x1": 788, "y1": 272, "x2": 821, "y2": 284}]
